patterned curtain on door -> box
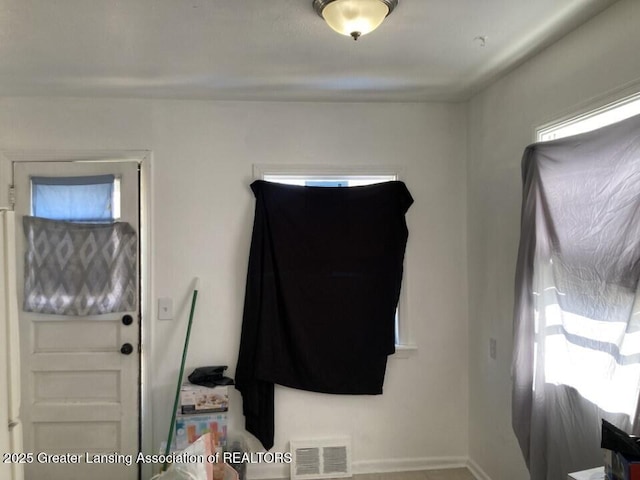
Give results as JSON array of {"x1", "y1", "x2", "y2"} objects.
[{"x1": 22, "y1": 216, "x2": 137, "y2": 316}]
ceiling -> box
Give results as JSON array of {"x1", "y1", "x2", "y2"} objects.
[{"x1": 0, "y1": 0, "x2": 619, "y2": 102}]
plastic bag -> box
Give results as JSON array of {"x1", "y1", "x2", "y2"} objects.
[{"x1": 152, "y1": 433, "x2": 237, "y2": 480}]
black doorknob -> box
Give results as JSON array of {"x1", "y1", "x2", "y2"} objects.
[
  {"x1": 122, "y1": 314, "x2": 134, "y2": 326},
  {"x1": 120, "y1": 343, "x2": 134, "y2": 355}
]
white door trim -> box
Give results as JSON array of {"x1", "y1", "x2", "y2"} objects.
[{"x1": 0, "y1": 149, "x2": 154, "y2": 480}]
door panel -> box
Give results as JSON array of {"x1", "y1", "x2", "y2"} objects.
[
  {"x1": 33, "y1": 321, "x2": 119, "y2": 352},
  {"x1": 34, "y1": 370, "x2": 119, "y2": 403},
  {"x1": 13, "y1": 161, "x2": 140, "y2": 480}
]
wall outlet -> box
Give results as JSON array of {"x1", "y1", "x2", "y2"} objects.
[
  {"x1": 489, "y1": 338, "x2": 497, "y2": 360},
  {"x1": 158, "y1": 297, "x2": 173, "y2": 320}
]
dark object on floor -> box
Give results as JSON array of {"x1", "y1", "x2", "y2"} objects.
[
  {"x1": 188, "y1": 366, "x2": 235, "y2": 387},
  {"x1": 236, "y1": 180, "x2": 413, "y2": 450},
  {"x1": 602, "y1": 419, "x2": 640, "y2": 460}
]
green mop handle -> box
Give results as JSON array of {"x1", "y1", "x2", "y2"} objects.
[{"x1": 162, "y1": 277, "x2": 200, "y2": 471}]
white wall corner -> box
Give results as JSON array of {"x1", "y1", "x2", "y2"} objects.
[{"x1": 466, "y1": 458, "x2": 494, "y2": 480}]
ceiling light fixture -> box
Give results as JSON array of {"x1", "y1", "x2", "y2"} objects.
[{"x1": 313, "y1": 0, "x2": 398, "y2": 41}]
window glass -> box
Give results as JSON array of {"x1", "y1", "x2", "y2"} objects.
[
  {"x1": 305, "y1": 180, "x2": 348, "y2": 187},
  {"x1": 31, "y1": 175, "x2": 119, "y2": 222},
  {"x1": 538, "y1": 91, "x2": 640, "y2": 141},
  {"x1": 264, "y1": 174, "x2": 396, "y2": 187}
]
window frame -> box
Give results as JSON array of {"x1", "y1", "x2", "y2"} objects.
[
  {"x1": 253, "y1": 164, "x2": 416, "y2": 358},
  {"x1": 526, "y1": 90, "x2": 640, "y2": 452},
  {"x1": 536, "y1": 90, "x2": 640, "y2": 142}
]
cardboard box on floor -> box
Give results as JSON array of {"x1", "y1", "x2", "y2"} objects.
[
  {"x1": 180, "y1": 384, "x2": 229, "y2": 414},
  {"x1": 605, "y1": 449, "x2": 640, "y2": 480},
  {"x1": 175, "y1": 412, "x2": 228, "y2": 451}
]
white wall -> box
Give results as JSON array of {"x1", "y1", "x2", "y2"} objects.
[
  {"x1": 466, "y1": 0, "x2": 640, "y2": 478},
  {"x1": 0, "y1": 98, "x2": 468, "y2": 475}
]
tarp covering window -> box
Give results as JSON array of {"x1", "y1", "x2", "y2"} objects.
[
  {"x1": 513, "y1": 113, "x2": 640, "y2": 480},
  {"x1": 236, "y1": 180, "x2": 413, "y2": 450},
  {"x1": 23, "y1": 216, "x2": 137, "y2": 316}
]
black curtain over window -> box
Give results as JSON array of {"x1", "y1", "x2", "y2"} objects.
[{"x1": 235, "y1": 180, "x2": 413, "y2": 449}]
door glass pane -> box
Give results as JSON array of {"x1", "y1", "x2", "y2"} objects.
[{"x1": 31, "y1": 175, "x2": 117, "y2": 222}]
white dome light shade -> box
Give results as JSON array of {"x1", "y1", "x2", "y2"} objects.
[{"x1": 319, "y1": 0, "x2": 392, "y2": 40}]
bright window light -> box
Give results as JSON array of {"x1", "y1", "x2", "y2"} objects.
[
  {"x1": 263, "y1": 174, "x2": 396, "y2": 186},
  {"x1": 30, "y1": 174, "x2": 120, "y2": 222},
  {"x1": 538, "y1": 91, "x2": 640, "y2": 141},
  {"x1": 533, "y1": 92, "x2": 640, "y2": 417}
]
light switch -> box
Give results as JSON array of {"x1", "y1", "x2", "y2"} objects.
[{"x1": 158, "y1": 298, "x2": 173, "y2": 320}]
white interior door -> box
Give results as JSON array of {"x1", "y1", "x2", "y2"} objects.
[{"x1": 13, "y1": 161, "x2": 140, "y2": 480}]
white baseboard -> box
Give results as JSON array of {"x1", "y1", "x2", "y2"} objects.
[
  {"x1": 247, "y1": 461, "x2": 290, "y2": 480},
  {"x1": 353, "y1": 456, "x2": 468, "y2": 474},
  {"x1": 247, "y1": 455, "x2": 471, "y2": 479},
  {"x1": 466, "y1": 458, "x2": 493, "y2": 480}
]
